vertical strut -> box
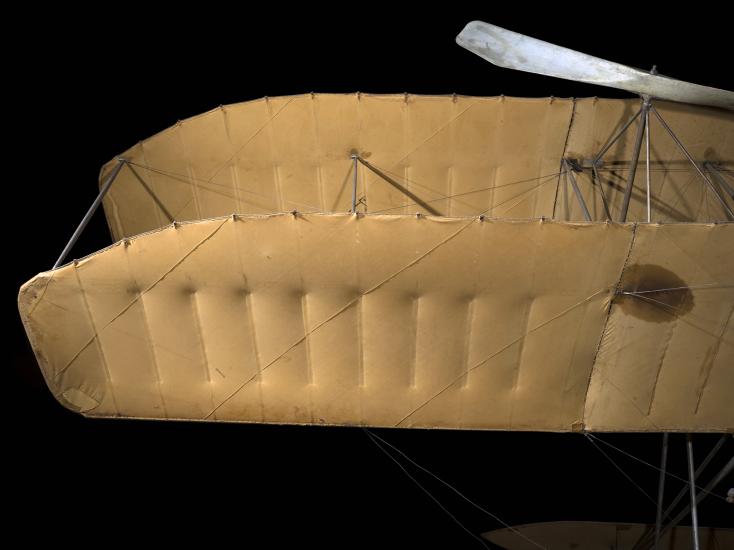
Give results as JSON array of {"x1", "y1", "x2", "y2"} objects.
[
  {"x1": 636, "y1": 435, "x2": 730, "y2": 550},
  {"x1": 591, "y1": 163, "x2": 612, "y2": 221},
  {"x1": 53, "y1": 158, "x2": 126, "y2": 269},
  {"x1": 653, "y1": 433, "x2": 668, "y2": 550},
  {"x1": 685, "y1": 435, "x2": 700, "y2": 550},
  {"x1": 350, "y1": 153, "x2": 358, "y2": 213},
  {"x1": 663, "y1": 434, "x2": 727, "y2": 522},
  {"x1": 620, "y1": 100, "x2": 650, "y2": 222},
  {"x1": 652, "y1": 106, "x2": 734, "y2": 220},
  {"x1": 564, "y1": 160, "x2": 591, "y2": 221},
  {"x1": 645, "y1": 108, "x2": 652, "y2": 223}
]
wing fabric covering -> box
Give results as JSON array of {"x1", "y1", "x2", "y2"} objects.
[
  {"x1": 98, "y1": 94, "x2": 734, "y2": 239},
  {"x1": 18, "y1": 214, "x2": 733, "y2": 431}
]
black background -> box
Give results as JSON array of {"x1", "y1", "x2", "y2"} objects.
[{"x1": 8, "y1": 7, "x2": 733, "y2": 548}]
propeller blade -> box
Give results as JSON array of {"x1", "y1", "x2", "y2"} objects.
[{"x1": 456, "y1": 20, "x2": 734, "y2": 110}]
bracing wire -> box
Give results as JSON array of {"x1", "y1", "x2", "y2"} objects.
[
  {"x1": 586, "y1": 434, "x2": 728, "y2": 503},
  {"x1": 128, "y1": 158, "x2": 567, "y2": 218},
  {"x1": 370, "y1": 171, "x2": 565, "y2": 216},
  {"x1": 126, "y1": 160, "x2": 324, "y2": 212},
  {"x1": 362, "y1": 429, "x2": 492, "y2": 549},
  {"x1": 365, "y1": 429, "x2": 548, "y2": 550},
  {"x1": 622, "y1": 284, "x2": 733, "y2": 295},
  {"x1": 584, "y1": 433, "x2": 660, "y2": 507}
]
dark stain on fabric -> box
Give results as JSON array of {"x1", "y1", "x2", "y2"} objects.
[{"x1": 616, "y1": 264, "x2": 694, "y2": 322}]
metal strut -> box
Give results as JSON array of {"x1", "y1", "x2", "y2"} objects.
[
  {"x1": 645, "y1": 107, "x2": 652, "y2": 223},
  {"x1": 589, "y1": 105, "x2": 644, "y2": 222},
  {"x1": 53, "y1": 158, "x2": 126, "y2": 269},
  {"x1": 642, "y1": 446, "x2": 734, "y2": 548},
  {"x1": 593, "y1": 108, "x2": 642, "y2": 165},
  {"x1": 650, "y1": 448, "x2": 733, "y2": 549},
  {"x1": 652, "y1": 106, "x2": 734, "y2": 220},
  {"x1": 704, "y1": 161, "x2": 734, "y2": 201},
  {"x1": 563, "y1": 159, "x2": 591, "y2": 221},
  {"x1": 633, "y1": 434, "x2": 729, "y2": 550},
  {"x1": 588, "y1": 96, "x2": 733, "y2": 223},
  {"x1": 620, "y1": 98, "x2": 651, "y2": 222},
  {"x1": 350, "y1": 153, "x2": 358, "y2": 213},
  {"x1": 686, "y1": 435, "x2": 700, "y2": 550},
  {"x1": 661, "y1": 434, "x2": 727, "y2": 524},
  {"x1": 653, "y1": 433, "x2": 668, "y2": 550},
  {"x1": 644, "y1": 69, "x2": 656, "y2": 223},
  {"x1": 591, "y1": 163, "x2": 612, "y2": 221},
  {"x1": 357, "y1": 157, "x2": 441, "y2": 216}
]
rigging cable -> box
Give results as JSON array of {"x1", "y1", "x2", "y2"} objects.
[
  {"x1": 363, "y1": 428, "x2": 548, "y2": 550},
  {"x1": 363, "y1": 429, "x2": 492, "y2": 549},
  {"x1": 586, "y1": 433, "x2": 729, "y2": 502},
  {"x1": 584, "y1": 433, "x2": 659, "y2": 508}
]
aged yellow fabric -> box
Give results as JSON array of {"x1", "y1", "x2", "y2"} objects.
[
  {"x1": 19, "y1": 214, "x2": 733, "y2": 431},
  {"x1": 99, "y1": 94, "x2": 734, "y2": 240},
  {"x1": 18, "y1": 95, "x2": 734, "y2": 431}
]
